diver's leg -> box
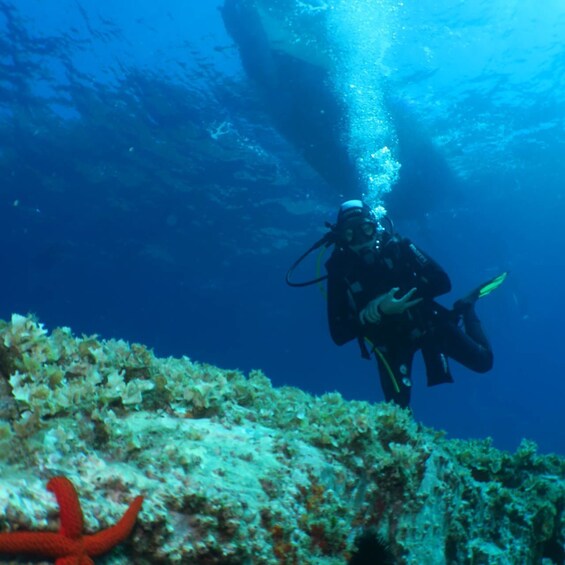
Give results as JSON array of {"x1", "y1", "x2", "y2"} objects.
[
  {"x1": 450, "y1": 271, "x2": 506, "y2": 357},
  {"x1": 443, "y1": 307, "x2": 493, "y2": 373},
  {"x1": 375, "y1": 346, "x2": 414, "y2": 408},
  {"x1": 462, "y1": 304, "x2": 491, "y2": 351}
]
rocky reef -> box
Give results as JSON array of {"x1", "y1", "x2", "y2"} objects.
[{"x1": 0, "y1": 314, "x2": 564, "y2": 564}]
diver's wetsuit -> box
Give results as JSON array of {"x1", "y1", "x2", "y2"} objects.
[{"x1": 326, "y1": 232, "x2": 493, "y2": 408}]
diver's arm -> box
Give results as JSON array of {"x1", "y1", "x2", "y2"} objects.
[
  {"x1": 327, "y1": 274, "x2": 360, "y2": 345},
  {"x1": 401, "y1": 238, "x2": 451, "y2": 298}
]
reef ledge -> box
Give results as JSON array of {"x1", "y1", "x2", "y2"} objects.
[{"x1": 0, "y1": 314, "x2": 563, "y2": 564}]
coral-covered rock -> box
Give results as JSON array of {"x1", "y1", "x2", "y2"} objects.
[{"x1": 0, "y1": 315, "x2": 564, "y2": 563}]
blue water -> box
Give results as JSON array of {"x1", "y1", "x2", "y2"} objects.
[{"x1": 1, "y1": 0, "x2": 565, "y2": 455}]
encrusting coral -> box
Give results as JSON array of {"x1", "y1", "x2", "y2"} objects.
[{"x1": 0, "y1": 313, "x2": 564, "y2": 563}]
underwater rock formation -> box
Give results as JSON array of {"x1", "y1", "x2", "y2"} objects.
[{"x1": 0, "y1": 314, "x2": 564, "y2": 564}]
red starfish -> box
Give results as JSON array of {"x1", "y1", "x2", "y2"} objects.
[{"x1": 0, "y1": 476, "x2": 143, "y2": 564}]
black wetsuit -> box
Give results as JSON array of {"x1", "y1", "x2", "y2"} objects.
[{"x1": 326, "y1": 232, "x2": 493, "y2": 408}]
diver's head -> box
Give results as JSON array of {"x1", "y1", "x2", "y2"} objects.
[{"x1": 335, "y1": 199, "x2": 380, "y2": 254}]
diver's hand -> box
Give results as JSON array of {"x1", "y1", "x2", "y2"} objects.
[
  {"x1": 359, "y1": 297, "x2": 385, "y2": 325},
  {"x1": 379, "y1": 287, "x2": 422, "y2": 315},
  {"x1": 359, "y1": 288, "x2": 422, "y2": 325}
]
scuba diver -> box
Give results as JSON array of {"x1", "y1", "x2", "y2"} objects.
[{"x1": 287, "y1": 200, "x2": 506, "y2": 408}]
